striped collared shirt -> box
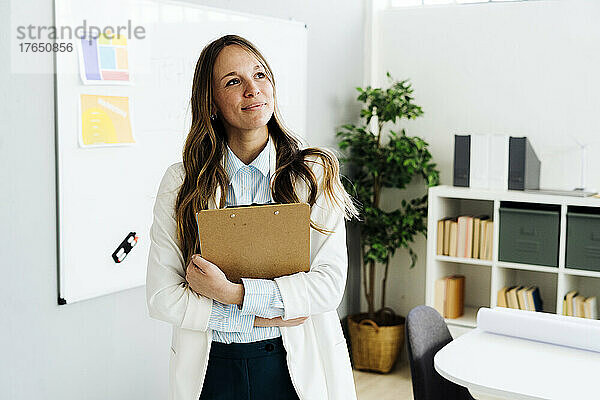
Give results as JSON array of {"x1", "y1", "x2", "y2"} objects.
[{"x1": 208, "y1": 135, "x2": 286, "y2": 344}]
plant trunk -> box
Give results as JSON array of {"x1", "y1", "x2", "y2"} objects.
[
  {"x1": 363, "y1": 118, "x2": 382, "y2": 321},
  {"x1": 373, "y1": 119, "x2": 382, "y2": 208},
  {"x1": 380, "y1": 256, "x2": 390, "y2": 310},
  {"x1": 361, "y1": 245, "x2": 372, "y2": 318},
  {"x1": 373, "y1": 179, "x2": 381, "y2": 208},
  {"x1": 368, "y1": 260, "x2": 376, "y2": 319}
]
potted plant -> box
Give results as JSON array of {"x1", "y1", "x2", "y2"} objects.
[{"x1": 337, "y1": 73, "x2": 439, "y2": 373}]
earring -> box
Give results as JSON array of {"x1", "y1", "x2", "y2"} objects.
[{"x1": 210, "y1": 113, "x2": 217, "y2": 121}]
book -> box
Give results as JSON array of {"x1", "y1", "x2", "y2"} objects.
[
  {"x1": 497, "y1": 286, "x2": 509, "y2": 308},
  {"x1": 508, "y1": 136, "x2": 540, "y2": 191},
  {"x1": 470, "y1": 134, "x2": 490, "y2": 189},
  {"x1": 486, "y1": 221, "x2": 494, "y2": 260},
  {"x1": 480, "y1": 220, "x2": 494, "y2": 260},
  {"x1": 443, "y1": 218, "x2": 454, "y2": 256},
  {"x1": 480, "y1": 220, "x2": 488, "y2": 261},
  {"x1": 437, "y1": 219, "x2": 445, "y2": 255},
  {"x1": 584, "y1": 297, "x2": 597, "y2": 319},
  {"x1": 574, "y1": 295, "x2": 586, "y2": 318},
  {"x1": 488, "y1": 135, "x2": 510, "y2": 190},
  {"x1": 571, "y1": 292, "x2": 579, "y2": 317},
  {"x1": 517, "y1": 286, "x2": 531, "y2": 310},
  {"x1": 565, "y1": 290, "x2": 579, "y2": 316},
  {"x1": 453, "y1": 135, "x2": 471, "y2": 187},
  {"x1": 466, "y1": 216, "x2": 474, "y2": 258},
  {"x1": 525, "y1": 286, "x2": 535, "y2": 310},
  {"x1": 584, "y1": 298, "x2": 591, "y2": 318},
  {"x1": 457, "y1": 216, "x2": 473, "y2": 258},
  {"x1": 506, "y1": 286, "x2": 522, "y2": 309},
  {"x1": 434, "y1": 277, "x2": 447, "y2": 316},
  {"x1": 472, "y1": 217, "x2": 481, "y2": 259},
  {"x1": 448, "y1": 220, "x2": 459, "y2": 257},
  {"x1": 434, "y1": 275, "x2": 465, "y2": 319},
  {"x1": 471, "y1": 215, "x2": 489, "y2": 259},
  {"x1": 527, "y1": 286, "x2": 543, "y2": 312},
  {"x1": 534, "y1": 287, "x2": 543, "y2": 312},
  {"x1": 445, "y1": 275, "x2": 465, "y2": 319}
]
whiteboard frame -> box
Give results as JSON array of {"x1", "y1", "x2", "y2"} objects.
[{"x1": 54, "y1": 0, "x2": 308, "y2": 304}]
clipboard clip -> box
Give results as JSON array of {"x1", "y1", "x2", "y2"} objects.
[
  {"x1": 224, "y1": 202, "x2": 278, "y2": 208},
  {"x1": 225, "y1": 202, "x2": 281, "y2": 218}
]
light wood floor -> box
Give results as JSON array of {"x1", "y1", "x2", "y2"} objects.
[{"x1": 353, "y1": 360, "x2": 414, "y2": 400}]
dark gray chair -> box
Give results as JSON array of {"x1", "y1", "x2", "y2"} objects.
[{"x1": 405, "y1": 305, "x2": 474, "y2": 400}]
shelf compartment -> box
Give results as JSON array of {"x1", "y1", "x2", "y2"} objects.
[
  {"x1": 432, "y1": 197, "x2": 494, "y2": 260},
  {"x1": 433, "y1": 197, "x2": 494, "y2": 219},
  {"x1": 563, "y1": 268, "x2": 600, "y2": 279},
  {"x1": 566, "y1": 206, "x2": 600, "y2": 272},
  {"x1": 559, "y1": 274, "x2": 600, "y2": 319},
  {"x1": 496, "y1": 261, "x2": 559, "y2": 274},
  {"x1": 432, "y1": 262, "x2": 491, "y2": 320},
  {"x1": 435, "y1": 255, "x2": 492, "y2": 267},
  {"x1": 498, "y1": 202, "x2": 560, "y2": 267},
  {"x1": 445, "y1": 305, "x2": 480, "y2": 328},
  {"x1": 493, "y1": 268, "x2": 558, "y2": 313}
]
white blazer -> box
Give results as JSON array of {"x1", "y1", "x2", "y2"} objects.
[{"x1": 146, "y1": 138, "x2": 357, "y2": 400}]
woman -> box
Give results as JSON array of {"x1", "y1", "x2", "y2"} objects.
[{"x1": 146, "y1": 34, "x2": 358, "y2": 400}]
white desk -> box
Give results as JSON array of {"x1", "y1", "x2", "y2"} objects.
[{"x1": 434, "y1": 328, "x2": 600, "y2": 400}]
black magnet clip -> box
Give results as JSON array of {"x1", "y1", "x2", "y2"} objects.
[{"x1": 112, "y1": 232, "x2": 139, "y2": 263}]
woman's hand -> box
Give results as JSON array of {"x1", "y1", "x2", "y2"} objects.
[
  {"x1": 185, "y1": 255, "x2": 243, "y2": 305},
  {"x1": 254, "y1": 316, "x2": 308, "y2": 327}
]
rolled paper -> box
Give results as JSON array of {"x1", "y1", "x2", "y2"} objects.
[{"x1": 477, "y1": 307, "x2": 600, "y2": 353}]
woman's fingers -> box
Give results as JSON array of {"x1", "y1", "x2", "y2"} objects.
[
  {"x1": 186, "y1": 261, "x2": 203, "y2": 277},
  {"x1": 253, "y1": 316, "x2": 309, "y2": 327},
  {"x1": 191, "y1": 255, "x2": 226, "y2": 279},
  {"x1": 286, "y1": 317, "x2": 308, "y2": 324},
  {"x1": 191, "y1": 255, "x2": 206, "y2": 273},
  {"x1": 275, "y1": 316, "x2": 308, "y2": 327}
]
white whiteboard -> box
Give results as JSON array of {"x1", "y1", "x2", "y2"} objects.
[{"x1": 54, "y1": 0, "x2": 307, "y2": 304}]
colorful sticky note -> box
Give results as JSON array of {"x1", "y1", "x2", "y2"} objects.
[
  {"x1": 79, "y1": 35, "x2": 130, "y2": 84},
  {"x1": 80, "y1": 94, "x2": 134, "y2": 147}
]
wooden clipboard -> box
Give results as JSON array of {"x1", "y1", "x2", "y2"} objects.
[{"x1": 196, "y1": 203, "x2": 310, "y2": 283}]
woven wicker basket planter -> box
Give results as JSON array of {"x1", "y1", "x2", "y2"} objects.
[{"x1": 348, "y1": 310, "x2": 405, "y2": 373}]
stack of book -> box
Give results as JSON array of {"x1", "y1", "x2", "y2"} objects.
[
  {"x1": 562, "y1": 290, "x2": 597, "y2": 319},
  {"x1": 436, "y1": 215, "x2": 493, "y2": 260},
  {"x1": 497, "y1": 286, "x2": 543, "y2": 311},
  {"x1": 433, "y1": 275, "x2": 465, "y2": 319}
]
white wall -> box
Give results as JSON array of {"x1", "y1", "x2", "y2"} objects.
[
  {"x1": 0, "y1": 1, "x2": 364, "y2": 398},
  {"x1": 370, "y1": 0, "x2": 600, "y2": 318}
]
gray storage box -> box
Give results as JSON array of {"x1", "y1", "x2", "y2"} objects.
[
  {"x1": 566, "y1": 210, "x2": 600, "y2": 272},
  {"x1": 499, "y1": 205, "x2": 560, "y2": 267}
]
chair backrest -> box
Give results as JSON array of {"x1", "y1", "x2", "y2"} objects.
[{"x1": 405, "y1": 305, "x2": 473, "y2": 400}]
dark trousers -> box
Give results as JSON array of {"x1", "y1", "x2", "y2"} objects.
[{"x1": 199, "y1": 337, "x2": 300, "y2": 400}]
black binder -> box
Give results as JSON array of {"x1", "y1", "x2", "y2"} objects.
[
  {"x1": 453, "y1": 135, "x2": 471, "y2": 187},
  {"x1": 508, "y1": 137, "x2": 540, "y2": 190}
]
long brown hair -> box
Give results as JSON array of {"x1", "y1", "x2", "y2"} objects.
[{"x1": 175, "y1": 34, "x2": 358, "y2": 267}]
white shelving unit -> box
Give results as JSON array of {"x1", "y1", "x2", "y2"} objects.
[{"x1": 426, "y1": 185, "x2": 600, "y2": 337}]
